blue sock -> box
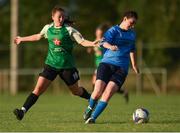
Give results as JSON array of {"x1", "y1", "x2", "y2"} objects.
[
  {"x1": 89, "y1": 97, "x2": 97, "y2": 109},
  {"x1": 91, "y1": 101, "x2": 108, "y2": 120}
]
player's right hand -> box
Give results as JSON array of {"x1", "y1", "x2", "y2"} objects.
[
  {"x1": 14, "y1": 36, "x2": 22, "y2": 45},
  {"x1": 93, "y1": 39, "x2": 101, "y2": 46}
]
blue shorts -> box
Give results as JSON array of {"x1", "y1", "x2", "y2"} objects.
[{"x1": 96, "y1": 63, "x2": 127, "y2": 88}]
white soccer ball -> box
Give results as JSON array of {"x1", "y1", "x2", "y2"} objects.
[{"x1": 133, "y1": 108, "x2": 149, "y2": 124}]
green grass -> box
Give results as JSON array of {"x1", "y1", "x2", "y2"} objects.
[{"x1": 0, "y1": 92, "x2": 180, "y2": 132}]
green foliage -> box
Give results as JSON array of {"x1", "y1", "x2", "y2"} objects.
[
  {"x1": 0, "y1": 2, "x2": 10, "y2": 44},
  {"x1": 0, "y1": 0, "x2": 180, "y2": 68}
]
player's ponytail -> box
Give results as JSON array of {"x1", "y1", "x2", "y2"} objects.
[{"x1": 63, "y1": 15, "x2": 75, "y2": 26}]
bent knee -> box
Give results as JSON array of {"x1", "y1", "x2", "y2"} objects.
[
  {"x1": 33, "y1": 87, "x2": 44, "y2": 96},
  {"x1": 103, "y1": 90, "x2": 114, "y2": 97},
  {"x1": 91, "y1": 90, "x2": 102, "y2": 99},
  {"x1": 101, "y1": 90, "x2": 114, "y2": 102}
]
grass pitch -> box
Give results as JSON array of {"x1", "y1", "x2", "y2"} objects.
[{"x1": 0, "y1": 92, "x2": 180, "y2": 132}]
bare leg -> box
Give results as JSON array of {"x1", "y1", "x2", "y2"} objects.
[
  {"x1": 91, "y1": 79, "x2": 106, "y2": 100},
  {"x1": 68, "y1": 82, "x2": 83, "y2": 96},
  {"x1": 33, "y1": 76, "x2": 51, "y2": 96},
  {"x1": 100, "y1": 81, "x2": 119, "y2": 102},
  {"x1": 68, "y1": 81, "x2": 90, "y2": 100}
]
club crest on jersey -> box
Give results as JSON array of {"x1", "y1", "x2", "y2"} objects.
[{"x1": 53, "y1": 38, "x2": 61, "y2": 46}]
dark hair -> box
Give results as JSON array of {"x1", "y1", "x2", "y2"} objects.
[
  {"x1": 64, "y1": 15, "x2": 75, "y2": 25},
  {"x1": 52, "y1": 5, "x2": 65, "y2": 15},
  {"x1": 52, "y1": 6, "x2": 74, "y2": 25},
  {"x1": 123, "y1": 11, "x2": 138, "y2": 20}
]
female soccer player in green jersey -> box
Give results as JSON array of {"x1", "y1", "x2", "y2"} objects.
[{"x1": 13, "y1": 6, "x2": 97, "y2": 121}]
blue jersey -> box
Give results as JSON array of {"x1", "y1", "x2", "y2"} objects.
[{"x1": 101, "y1": 25, "x2": 136, "y2": 73}]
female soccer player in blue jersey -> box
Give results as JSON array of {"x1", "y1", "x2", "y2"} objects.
[
  {"x1": 88, "y1": 23, "x2": 129, "y2": 103},
  {"x1": 84, "y1": 11, "x2": 139, "y2": 124},
  {"x1": 13, "y1": 6, "x2": 98, "y2": 121}
]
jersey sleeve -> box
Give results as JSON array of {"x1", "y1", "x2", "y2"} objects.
[
  {"x1": 40, "y1": 24, "x2": 51, "y2": 39},
  {"x1": 103, "y1": 26, "x2": 117, "y2": 44},
  {"x1": 66, "y1": 26, "x2": 85, "y2": 44},
  {"x1": 130, "y1": 44, "x2": 136, "y2": 52},
  {"x1": 99, "y1": 26, "x2": 116, "y2": 48}
]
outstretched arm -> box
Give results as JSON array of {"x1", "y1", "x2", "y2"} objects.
[
  {"x1": 67, "y1": 26, "x2": 99, "y2": 47},
  {"x1": 130, "y1": 51, "x2": 139, "y2": 74},
  {"x1": 80, "y1": 39, "x2": 99, "y2": 47},
  {"x1": 14, "y1": 33, "x2": 42, "y2": 45}
]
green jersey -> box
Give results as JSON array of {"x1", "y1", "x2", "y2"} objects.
[{"x1": 40, "y1": 23, "x2": 85, "y2": 69}]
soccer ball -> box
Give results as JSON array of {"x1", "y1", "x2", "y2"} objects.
[{"x1": 133, "y1": 108, "x2": 149, "y2": 124}]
